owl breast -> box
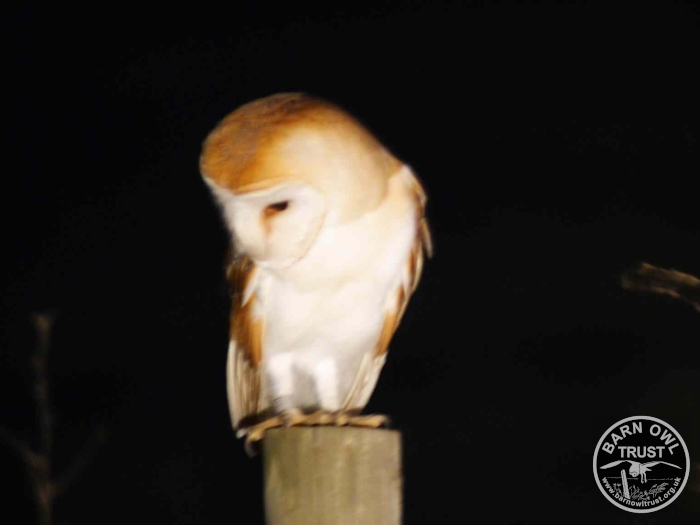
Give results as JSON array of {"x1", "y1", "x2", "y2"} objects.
[{"x1": 253, "y1": 169, "x2": 417, "y2": 408}]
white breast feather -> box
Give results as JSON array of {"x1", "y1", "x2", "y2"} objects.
[{"x1": 247, "y1": 166, "x2": 417, "y2": 411}]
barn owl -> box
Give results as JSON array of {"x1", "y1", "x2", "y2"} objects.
[
  {"x1": 600, "y1": 460, "x2": 681, "y2": 484},
  {"x1": 200, "y1": 93, "x2": 432, "y2": 449}
]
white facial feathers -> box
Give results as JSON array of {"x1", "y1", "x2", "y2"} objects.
[
  {"x1": 199, "y1": 93, "x2": 403, "y2": 225},
  {"x1": 204, "y1": 177, "x2": 326, "y2": 269}
]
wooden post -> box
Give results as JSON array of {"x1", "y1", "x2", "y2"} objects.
[
  {"x1": 621, "y1": 469, "x2": 630, "y2": 500},
  {"x1": 263, "y1": 427, "x2": 402, "y2": 525}
]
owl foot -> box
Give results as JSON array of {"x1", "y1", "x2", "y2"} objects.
[
  {"x1": 331, "y1": 412, "x2": 390, "y2": 428},
  {"x1": 241, "y1": 411, "x2": 390, "y2": 455},
  {"x1": 280, "y1": 408, "x2": 306, "y2": 427},
  {"x1": 242, "y1": 416, "x2": 287, "y2": 455},
  {"x1": 240, "y1": 410, "x2": 338, "y2": 455}
]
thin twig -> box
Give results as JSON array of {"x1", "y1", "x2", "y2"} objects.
[
  {"x1": 30, "y1": 312, "x2": 57, "y2": 525},
  {"x1": 621, "y1": 262, "x2": 700, "y2": 313},
  {"x1": 32, "y1": 313, "x2": 55, "y2": 465},
  {"x1": 622, "y1": 264, "x2": 700, "y2": 496},
  {"x1": 2, "y1": 311, "x2": 108, "y2": 524},
  {"x1": 54, "y1": 425, "x2": 108, "y2": 497}
]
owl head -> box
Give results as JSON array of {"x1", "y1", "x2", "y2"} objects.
[{"x1": 200, "y1": 93, "x2": 402, "y2": 269}]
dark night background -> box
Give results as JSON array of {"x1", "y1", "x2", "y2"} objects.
[{"x1": 2, "y1": 2, "x2": 699, "y2": 523}]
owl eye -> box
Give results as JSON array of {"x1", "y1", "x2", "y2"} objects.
[{"x1": 266, "y1": 201, "x2": 289, "y2": 212}]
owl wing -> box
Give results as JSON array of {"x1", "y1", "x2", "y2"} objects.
[
  {"x1": 642, "y1": 461, "x2": 681, "y2": 469},
  {"x1": 599, "y1": 460, "x2": 629, "y2": 469},
  {"x1": 342, "y1": 168, "x2": 433, "y2": 410},
  {"x1": 225, "y1": 252, "x2": 268, "y2": 433}
]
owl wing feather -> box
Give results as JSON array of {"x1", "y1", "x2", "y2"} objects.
[
  {"x1": 642, "y1": 461, "x2": 681, "y2": 469},
  {"x1": 342, "y1": 169, "x2": 433, "y2": 410},
  {"x1": 599, "y1": 460, "x2": 628, "y2": 469},
  {"x1": 225, "y1": 254, "x2": 269, "y2": 431}
]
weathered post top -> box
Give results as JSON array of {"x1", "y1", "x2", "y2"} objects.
[{"x1": 263, "y1": 427, "x2": 402, "y2": 525}]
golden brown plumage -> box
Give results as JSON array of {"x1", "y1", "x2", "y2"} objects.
[{"x1": 201, "y1": 93, "x2": 432, "y2": 441}]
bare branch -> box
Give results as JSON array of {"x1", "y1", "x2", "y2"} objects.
[
  {"x1": 54, "y1": 425, "x2": 108, "y2": 497},
  {"x1": 621, "y1": 262, "x2": 700, "y2": 314},
  {"x1": 3, "y1": 310, "x2": 106, "y2": 524},
  {"x1": 30, "y1": 311, "x2": 57, "y2": 525},
  {"x1": 31, "y1": 312, "x2": 56, "y2": 466},
  {"x1": 624, "y1": 265, "x2": 700, "y2": 501}
]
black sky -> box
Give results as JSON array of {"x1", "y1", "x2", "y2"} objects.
[{"x1": 2, "y1": 3, "x2": 699, "y2": 524}]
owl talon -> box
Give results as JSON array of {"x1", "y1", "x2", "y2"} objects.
[
  {"x1": 239, "y1": 412, "x2": 390, "y2": 454},
  {"x1": 303, "y1": 410, "x2": 334, "y2": 425},
  {"x1": 344, "y1": 413, "x2": 390, "y2": 428},
  {"x1": 244, "y1": 434, "x2": 261, "y2": 457},
  {"x1": 281, "y1": 408, "x2": 305, "y2": 427},
  {"x1": 238, "y1": 415, "x2": 287, "y2": 455},
  {"x1": 334, "y1": 412, "x2": 350, "y2": 426},
  {"x1": 324, "y1": 411, "x2": 390, "y2": 428},
  {"x1": 243, "y1": 426, "x2": 269, "y2": 456}
]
